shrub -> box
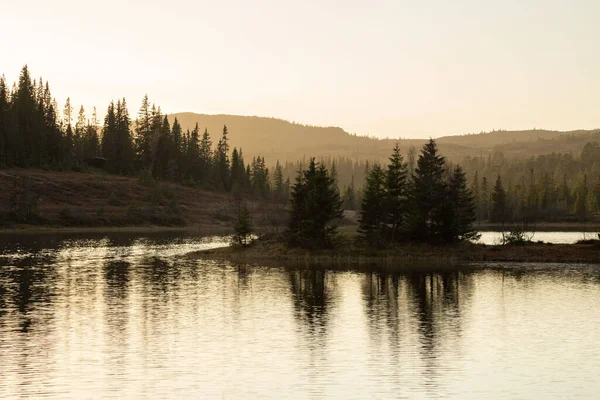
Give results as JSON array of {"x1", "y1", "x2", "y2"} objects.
[{"x1": 108, "y1": 191, "x2": 121, "y2": 206}]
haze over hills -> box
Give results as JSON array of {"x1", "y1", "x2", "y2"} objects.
[{"x1": 169, "y1": 112, "x2": 600, "y2": 163}]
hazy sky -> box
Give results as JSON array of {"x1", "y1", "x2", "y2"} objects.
[{"x1": 2, "y1": 0, "x2": 599, "y2": 138}]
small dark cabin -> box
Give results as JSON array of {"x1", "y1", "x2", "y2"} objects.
[{"x1": 84, "y1": 157, "x2": 107, "y2": 169}]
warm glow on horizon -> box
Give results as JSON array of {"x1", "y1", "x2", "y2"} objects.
[{"x1": 2, "y1": 0, "x2": 599, "y2": 138}]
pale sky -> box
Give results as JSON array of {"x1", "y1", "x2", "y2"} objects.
[{"x1": 1, "y1": 0, "x2": 598, "y2": 138}]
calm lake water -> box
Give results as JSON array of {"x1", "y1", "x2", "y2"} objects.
[
  {"x1": 1, "y1": 232, "x2": 600, "y2": 399},
  {"x1": 478, "y1": 230, "x2": 599, "y2": 245}
]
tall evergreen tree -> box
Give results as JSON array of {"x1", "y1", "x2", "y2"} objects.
[
  {"x1": 441, "y1": 165, "x2": 480, "y2": 242},
  {"x1": 491, "y1": 175, "x2": 508, "y2": 224},
  {"x1": 153, "y1": 115, "x2": 172, "y2": 179},
  {"x1": 198, "y1": 127, "x2": 212, "y2": 185},
  {"x1": 358, "y1": 164, "x2": 388, "y2": 247},
  {"x1": 230, "y1": 147, "x2": 247, "y2": 192},
  {"x1": 288, "y1": 158, "x2": 343, "y2": 248},
  {"x1": 213, "y1": 125, "x2": 230, "y2": 190},
  {"x1": 135, "y1": 94, "x2": 153, "y2": 169},
  {"x1": 272, "y1": 160, "x2": 285, "y2": 202},
  {"x1": 574, "y1": 175, "x2": 588, "y2": 221},
  {"x1": 411, "y1": 139, "x2": 447, "y2": 241},
  {"x1": 386, "y1": 143, "x2": 408, "y2": 241},
  {"x1": 0, "y1": 75, "x2": 8, "y2": 166}
]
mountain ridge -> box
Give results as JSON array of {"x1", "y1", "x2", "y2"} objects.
[{"x1": 168, "y1": 112, "x2": 600, "y2": 163}]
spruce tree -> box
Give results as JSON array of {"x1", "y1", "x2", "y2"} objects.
[
  {"x1": 491, "y1": 175, "x2": 508, "y2": 224},
  {"x1": 442, "y1": 165, "x2": 480, "y2": 242},
  {"x1": 358, "y1": 164, "x2": 388, "y2": 247},
  {"x1": 386, "y1": 143, "x2": 408, "y2": 241},
  {"x1": 273, "y1": 160, "x2": 285, "y2": 202},
  {"x1": 0, "y1": 75, "x2": 8, "y2": 166},
  {"x1": 213, "y1": 125, "x2": 230, "y2": 190},
  {"x1": 135, "y1": 94, "x2": 153, "y2": 170},
  {"x1": 153, "y1": 115, "x2": 172, "y2": 179},
  {"x1": 412, "y1": 139, "x2": 447, "y2": 242},
  {"x1": 342, "y1": 177, "x2": 356, "y2": 210},
  {"x1": 230, "y1": 147, "x2": 247, "y2": 192},
  {"x1": 288, "y1": 158, "x2": 343, "y2": 248},
  {"x1": 199, "y1": 128, "x2": 212, "y2": 185},
  {"x1": 574, "y1": 175, "x2": 588, "y2": 221}
]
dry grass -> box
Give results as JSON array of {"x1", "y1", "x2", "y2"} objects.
[
  {"x1": 189, "y1": 236, "x2": 600, "y2": 266},
  {"x1": 0, "y1": 168, "x2": 285, "y2": 230}
]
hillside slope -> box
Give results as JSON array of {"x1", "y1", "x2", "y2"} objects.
[
  {"x1": 169, "y1": 112, "x2": 599, "y2": 163},
  {"x1": 0, "y1": 169, "x2": 283, "y2": 229}
]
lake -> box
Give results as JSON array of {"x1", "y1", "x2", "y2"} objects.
[
  {"x1": 1, "y1": 232, "x2": 600, "y2": 399},
  {"x1": 478, "y1": 230, "x2": 598, "y2": 245}
]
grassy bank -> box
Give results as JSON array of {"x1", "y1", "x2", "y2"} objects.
[
  {"x1": 188, "y1": 236, "x2": 600, "y2": 265},
  {"x1": 0, "y1": 168, "x2": 286, "y2": 230}
]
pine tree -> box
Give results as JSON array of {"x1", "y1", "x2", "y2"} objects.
[
  {"x1": 471, "y1": 171, "x2": 480, "y2": 216},
  {"x1": 0, "y1": 75, "x2": 8, "y2": 166},
  {"x1": 441, "y1": 165, "x2": 480, "y2": 242},
  {"x1": 170, "y1": 117, "x2": 183, "y2": 179},
  {"x1": 273, "y1": 160, "x2": 285, "y2": 201},
  {"x1": 213, "y1": 125, "x2": 230, "y2": 190},
  {"x1": 491, "y1": 175, "x2": 508, "y2": 224},
  {"x1": 593, "y1": 176, "x2": 600, "y2": 212},
  {"x1": 358, "y1": 164, "x2": 388, "y2": 247},
  {"x1": 230, "y1": 147, "x2": 247, "y2": 192},
  {"x1": 187, "y1": 123, "x2": 200, "y2": 181},
  {"x1": 153, "y1": 115, "x2": 172, "y2": 179},
  {"x1": 342, "y1": 176, "x2": 356, "y2": 210},
  {"x1": 251, "y1": 156, "x2": 270, "y2": 199},
  {"x1": 574, "y1": 175, "x2": 588, "y2": 221},
  {"x1": 74, "y1": 105, "x2": 86, "y2": 166},
  {"x1": 233, "y1": 201, "x2": 253, "y2": 246},
  {"x1": 480, "y1": 176, "x2": 489, "y2": 220},
  {"x1": 288, "y1": 158, "x2": 343, "y2": 248},
  {"x1": 386, "y1": 143, "x2": 408, "y2": 241},
  {"x1": 412, "y1": 139, "x2": 447, "y2": 241},
  {"x1": 135, "y1": 94, "x2": 153, "y2": 170},
  {"x1": 199, "y1": 128, "x2": 212, "y2": 185}
]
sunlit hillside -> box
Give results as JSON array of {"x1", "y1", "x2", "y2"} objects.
[{"x1": 170, "y1": 112, "x2": 600, "y2": 163}]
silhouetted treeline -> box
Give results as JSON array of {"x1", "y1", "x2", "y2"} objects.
[
  {"x1": 358, "y1": 140, "x2": 478, "y2": 246},
  {"x1": 460, "y1": 143, "x2": 600, "y2": 222},
  {"x1": 0, "y1": 66, "x2": 285, "y2": 201}
]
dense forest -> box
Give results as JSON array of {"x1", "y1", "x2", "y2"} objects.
[
  {"x1": 1, "y1": 65, "x2": 599, "y2": 226},
  {"x1": 284, "y1": 145, "x2": 600, "y2": 223},
  {"x1": 0, "y1": 66, "x2": 284, "y2": 203}
]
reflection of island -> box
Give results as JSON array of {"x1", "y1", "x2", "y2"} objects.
[
  {"x1": 360, "y1": 270, "x2": 475, "y2": 392},
  {"x1": 0, "y1": 250, "x2": 58, "y2": 332},
  {"x1": 288, "y1": 269, "x2": 330, "y2": 335}
]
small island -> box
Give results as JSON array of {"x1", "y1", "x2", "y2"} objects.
[{"x1": 190, "y1": 141, "x2": 600, "y2": 267}]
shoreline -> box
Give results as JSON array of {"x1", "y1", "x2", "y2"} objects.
[
  {"x1": 186, "y1": 238, "x2": 600, "y2": 265},
  {"x1": 0, "y1": 224, "x2": 234, "y2": 235}
]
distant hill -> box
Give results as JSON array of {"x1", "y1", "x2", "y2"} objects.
[{"x1": 169, "y1": 112, "x2": 600, "y2": 163}]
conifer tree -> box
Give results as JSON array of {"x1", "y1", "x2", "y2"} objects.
[
  {"x1": 273, "y1": 160, "x2": 285, "y2": 202},
  {"x1": 170, "y1": 117, "x2": 183, "y2": 178},
  {"x1": 386, "y1": 143, "x2": 408, "y2": 241},
  {"x1": 0, "y1": 75, "x2": 8, "y2": 166},
  {"x1": 358, "y1": 164, "x2": 388, "y2": 247},
  {"x1": 288, "y1": 158, "x2": 343, "y2": 248},
  {"x1": 187, "y1": 123, "x2": 200, "y2": 181},
  {"x1": 342, "y1": 177, "x2": 356, "y2": 210},
  {"x1": 199, "y1": 128, "x2": 212, "y2": 185},
  {"x1": 154, "y1": 115, "x2": 172, "y2": 179},
  {"x1": 412, "y1": 139, "x2": 447, "y2": 241},
  {"x1": 491, "y1": 175, "x2": 508, "y2": 224},
  {"x1": 574, "y1": 175, "x2": 588, "y2": 221},
  {"x1": 213, "y1": 125, "x2": 230, "y2": 190},
  {"x1": 135, "y1": 94, "x2": 153, "y2": 169},
  {"x1": 441, "y1": 165, "x2": 480, "y2": 242},
  {"x1": 230, "y1": 147, "x2": 247, "y2": 192}
]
